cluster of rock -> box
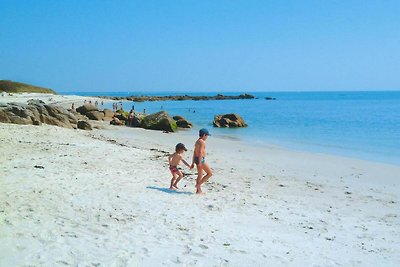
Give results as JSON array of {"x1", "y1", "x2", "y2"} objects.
[
  {"x1": 1, "y1": 100, "x2": 248, "y2": 132},
  {"x1": 0, "y1": 102, "x2": 115, "y2": 131},
  {"x1": 213, "y1": 114, "x2": 247, "y2": 128},
  {"x1": 75, "y1": 104, "x2": 114, "y2": 122},
  {"x1": 0, "y1": 102, "x2": 78, "y2": 128},
  {"x1": 0, "y1": 100, "x2": 195, "y2": 133},
  {"x1": 98, "y1": 94, "x2": 255, "y2": 102}
]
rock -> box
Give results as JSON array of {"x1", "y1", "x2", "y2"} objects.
[
  {"x1": 77, "y1": 120, "x2": 92, "y2": 130},
  {"x1": 86, "y1": 111, "x2": 105, "y2": 121},
  {"x1": 116, "y1": 113, "x2": 128, "y2": 121},
  {"x1": 0, "y1": 109, "x2": 11, "y2": 123},
  {"x1": 27, "y1": 99, "x2": 45, "y2": 105},
  {"x1": 131, "y1": 114, "x2": 144, "y2": 127},
  {"x1": 213, "y1": 113, "x2": 247, "y2": 128},
  {"x1": 173, "y1": 115, "x2": 185, "y2": 121},
  {"x1": 265, "y1": 97, "x2": 276, "y2": 100},
  {"x1": 103, "y1": 109, "x2": 114, "y2": 118},
  {"x1": 141, "y1": 111, "x2": 177, "y2": 132},
  {"x1": 76, "y1": 104, "x2": 98, "y2": 115},
  {"x1": 176, "y1": 119, "x2": 192, "y2": 128},
  {"x1": 110, "y1": 117, "x2": 123, "y2": 126},
  {"x1": 0, "y1": 102, "x2": 78, "y2": 129},
  {"x1": 173, "y1": 115, "x2": 192, "y2": 128},
  {"x1": 32, "y1": 120, "x2": 42, "y2": 126}
]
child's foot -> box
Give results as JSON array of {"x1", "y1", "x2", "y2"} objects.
[
  {"x1": 169, "y1": 186, "x2": 177, "y2": 190},
  {"x1": 172, "y1": 185, "x2": 179, "y2": 189},
  {"x1": 196, "y1": 186, "x2": 204, "y2": 194}
]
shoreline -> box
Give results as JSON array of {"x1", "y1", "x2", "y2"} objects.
[{"x1": 1, "y1": 92, "x2": 398, "y2": 166}]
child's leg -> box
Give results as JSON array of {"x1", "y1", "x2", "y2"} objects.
[
  {"x1": 170, "y1": 172, "x2": 177, "y2": 189},
  {"x1": 199, "y1": 163, "x2": 213, "y2": 186},
  {"x1": 195, "y1": 165, "x2": 204, "y2": 194},
  {"x1": 172, "y1": 171, "x2": 184, "y2": 188}
]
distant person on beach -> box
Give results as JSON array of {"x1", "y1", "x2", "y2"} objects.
[
  {"x1": 128, "y1": 110, "x2": 135, "y2": 127},
  {"x1": 191, "y1": 128, "x2": 213, "y2": 194},
  {"x1": 168, "y1": 143, "x2": 191, "y2": 190},
  {"x1": 71, "y1": 103, "x2": 75, "y2": 110}
]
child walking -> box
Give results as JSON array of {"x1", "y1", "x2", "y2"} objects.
[
  {"x1": 191, "y1": 128, "x2": 213, "y2": 194},
  {"x1": 168, "y1": 143, "x2": 191, "y2": 189}
]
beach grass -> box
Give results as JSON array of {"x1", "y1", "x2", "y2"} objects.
[{"x1": 0, "y1": 80, "x2": 56, "y2": 94}]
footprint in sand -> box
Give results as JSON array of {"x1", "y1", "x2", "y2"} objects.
[{"x1": 199, "y1": 244, "x2": 208, "y2": 250}]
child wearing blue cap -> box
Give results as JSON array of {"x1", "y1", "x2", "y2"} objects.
[{"x1": 191, "y1": 128, "x2": 213, "y2": 194}]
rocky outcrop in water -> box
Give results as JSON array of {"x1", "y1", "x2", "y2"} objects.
[
  {"x1": 213, "y1": 113, "x2": 247, "y2": 128},
  {"x1": 98, "y1": 93, "x2": 255, "y2": 102}
]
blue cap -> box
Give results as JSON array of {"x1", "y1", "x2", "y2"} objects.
[{"x1": 199, "y1": 128, "x2": 211, "y2": 136}]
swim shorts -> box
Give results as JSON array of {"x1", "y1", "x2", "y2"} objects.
[
  {"x1": 169, "y1": 165, "x2": 179, "y2": 173},
  {"x1": 194, "y1": 156, "x2": 205, "y2": 165}
]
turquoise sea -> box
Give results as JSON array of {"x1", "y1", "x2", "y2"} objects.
[{"x1": 62, "y1": 91, "x2": 400, "y2": 165}]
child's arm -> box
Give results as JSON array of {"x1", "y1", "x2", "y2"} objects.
[
  {"x1": 190, "y1": 151, "x2": 195, "y2": 169},
  {"x1": 168, "y1": 154, "x2": 173, "y2": 165},
  {"x1": 181, "y1": 159, "x2": 191, "y2": 168}
]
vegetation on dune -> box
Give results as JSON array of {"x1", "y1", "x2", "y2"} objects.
[{"x1": 0, "y1": 80, "x2": 56, "y2": 94}]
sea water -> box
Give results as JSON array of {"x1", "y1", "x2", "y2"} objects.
[{"x1": 63, "y1": 91, "x2": 400, "y2": 165}]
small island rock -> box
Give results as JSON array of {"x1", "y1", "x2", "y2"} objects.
[{"x1": 213, "y1": 113, "x2": 247, "y2": 128}]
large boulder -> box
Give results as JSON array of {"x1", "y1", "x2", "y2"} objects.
[
  {"x1": 173, "y1": 115, "x2": 192, "y2": 128},
  {"x1": 76, "y1": 104, "x2": 98, "y2": 115},
  {"x1": 213, "y1": 113, "x2": 247, "y2": 128},
  {"x1": 141, "y1": 111, "x2": 177, "y2": 132},
  {"x1": 0, "y1": 102, "x2": 78, "y2": 129},
  {"x1": 86, "y1": 111, "x2": 105, "y2": 121}
]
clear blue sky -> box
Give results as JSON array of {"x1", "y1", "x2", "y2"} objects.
[{"x1": 1, "y1": 0, "x2": 399, "y2": 92}]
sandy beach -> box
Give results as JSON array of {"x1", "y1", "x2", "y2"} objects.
[{"x1": 1, "y1": 94, "x2": 400, "y2": 266}]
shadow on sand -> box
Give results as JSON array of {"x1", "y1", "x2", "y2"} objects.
[{"x1": 147, "y1": 186, "x2": 193, "y2": 195}]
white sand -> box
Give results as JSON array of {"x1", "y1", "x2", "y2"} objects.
[
  {"x1": 0, "y1": 92, "x2": 108, "y2": 109},
  {"x1": 1, "y1": 94, "x2": 400, "y2": 266}
]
